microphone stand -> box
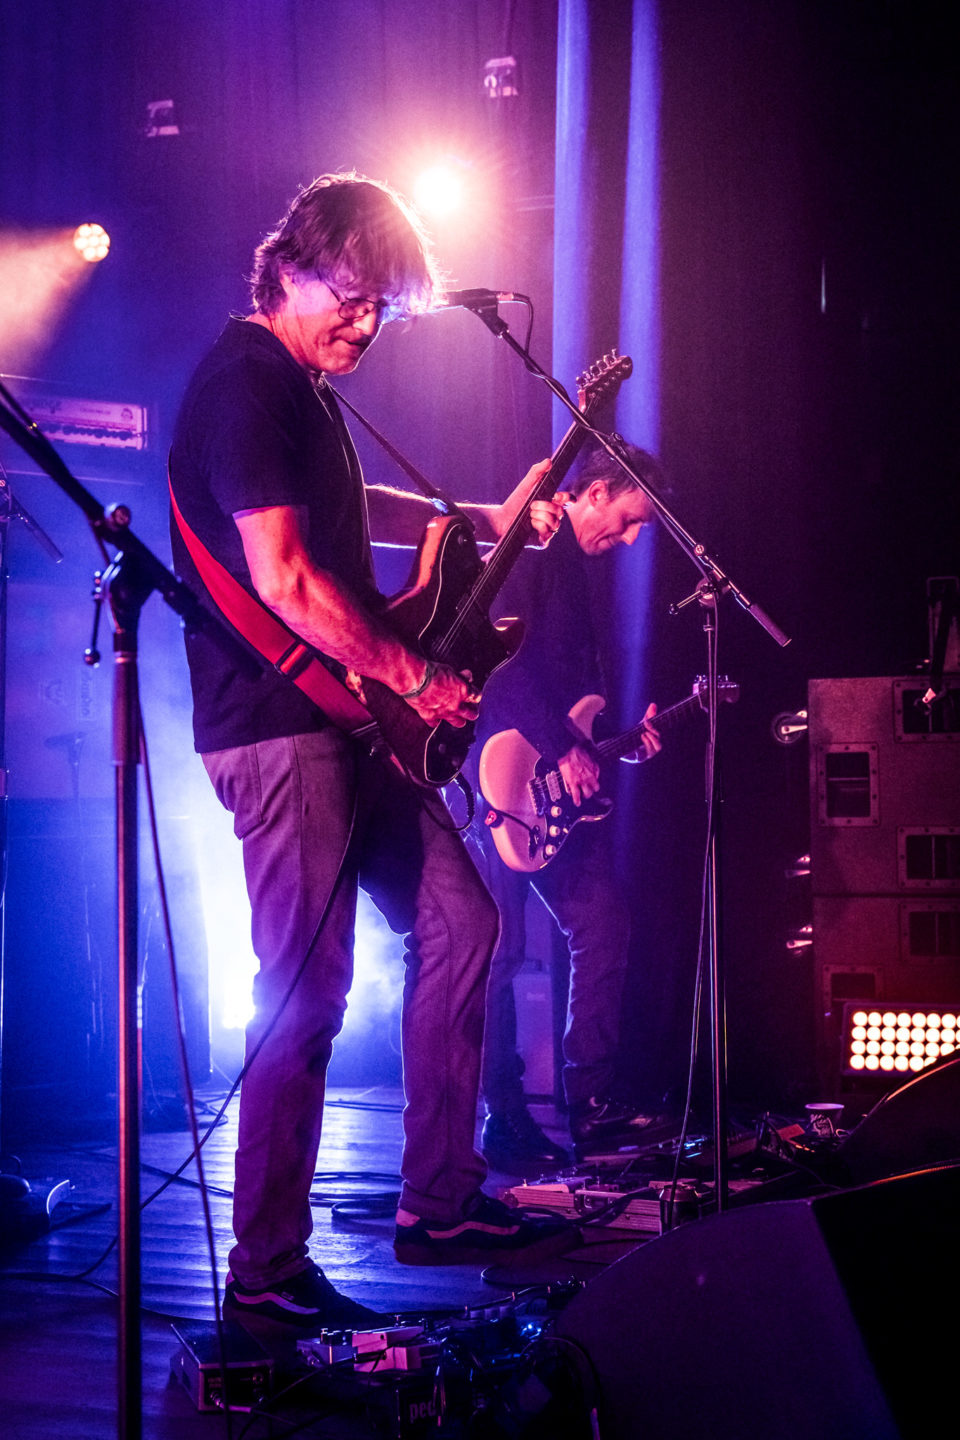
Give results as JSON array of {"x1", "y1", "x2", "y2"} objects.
[
  {"x1": 459, "y1": 296, "x2": 791, "y2": 1212},
  {"x1": 0, "y1": 383, "x2": 251, "y2": 1440}
]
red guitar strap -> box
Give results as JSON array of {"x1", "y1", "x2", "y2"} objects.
[{"x1": 168, "y1": 469, "x2": 375, "y2": 738}]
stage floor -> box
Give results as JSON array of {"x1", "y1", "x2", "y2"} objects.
[{"x1": 0, "y1": 1086, "x2": 649, "y2": 1439}]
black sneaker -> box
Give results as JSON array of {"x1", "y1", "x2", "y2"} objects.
[
  {"x1": 569, "y1": 1095, "x2": 669, "y2": 1151},
  {"x1": 481, "y1": 1108, "x2": 570, "y2": 1175},
  {"x1": 224, "y1": 1260, "x2": 382, "y2": 1330},
  {"x1": 394, "y1": 1193, "x2": 578, "y2": 1267}
]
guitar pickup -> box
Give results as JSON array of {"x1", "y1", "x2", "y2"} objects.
[{"x1": 529, "y1": 767, "x2": 565, "y2": 814}]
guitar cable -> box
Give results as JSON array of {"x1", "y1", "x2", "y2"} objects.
[{"x1": 482, "y1": 802, "x2": 541, "y2": 859}]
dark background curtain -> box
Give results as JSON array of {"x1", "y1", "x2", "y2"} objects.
[
  {"x1": 554, "y1": 0, "x2": 959, "y2": 1111},
  {"x1": 1, "y1": 0, "x2": 957, "y2": 1121}
]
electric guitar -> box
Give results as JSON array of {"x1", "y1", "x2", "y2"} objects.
[
  {"x1": 479, "y1": 677, "x2": 740, "y2": 872},
  {"x1": 351, "y1": 352, "x2": 634, "y2": 788}
]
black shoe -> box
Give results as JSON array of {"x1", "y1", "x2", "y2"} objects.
[
  {"x1": 394, "y1": 1193, "x2": 578, "y2": 1267},
  {"x1": 481, "y1": 1109, "x2": 570, "y2": 1175},
  {"x1": 224, "y1": 1259, "x2": 381, "y2": 1330},
  {"x1": 569, "y1": 1095, "x2": 668, "y2": 1150}
]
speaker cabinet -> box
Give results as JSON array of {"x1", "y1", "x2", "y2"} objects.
[
  {"x1": 557, "y1": 1165, "x2": 959, "y2": 1440},
  {"x1": 807, "y1": 677, "x2": 960, "y2": 1093},
  {"x1": 808, "y1": 676, "x2": 960, "y2": 896}
]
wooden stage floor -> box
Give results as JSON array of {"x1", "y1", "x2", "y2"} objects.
[{"x1": 0, "y1": 1086, "x2": 645, "y2": 1439}]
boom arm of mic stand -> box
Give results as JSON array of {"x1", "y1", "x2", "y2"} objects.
[{"x1": 462, "y1": 303, "x2": 791, "y2": 649}]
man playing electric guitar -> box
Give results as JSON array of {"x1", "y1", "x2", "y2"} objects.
[
  {"x1": 169, "y1": 173, "x2": 571, "y2": 1330},
  {"x1": 472, "y1": 436, "x2": 666, "y2": 1173}
]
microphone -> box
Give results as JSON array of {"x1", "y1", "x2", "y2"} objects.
[{"x1": 437, "y1": 288, "x2": 528, "y2": 310}]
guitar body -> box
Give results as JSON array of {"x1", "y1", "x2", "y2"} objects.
[
  {"x1": 480, "y1": 678, "x2": 739, "y2": 872},
  {"x1": 358, "y1": 514, "x2": 525, "y2": 787},
  {"x1": 479, "y1": 695, "x2": 612, "y2": 873}
]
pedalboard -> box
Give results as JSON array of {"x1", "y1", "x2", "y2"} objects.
[
  {"x1": 499, "y1": 1119, "x2": 812, "y2": 1232},
  {"x1": 171, "y1": 1320, "x2": 274, "y2": 1413},
  {"x1": 295, "y1": 1288, "x2": 584, "y2": 1436},
  {"x1": 503, "y1": 1176, "x2": 666, "y2": 1232}
]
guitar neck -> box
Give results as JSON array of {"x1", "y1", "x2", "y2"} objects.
[
  {"x1": 469, "y1": 414, "x2": 593, "y2": 615},
  {"x1": 594, "y1": 691, "x2": 706, "y2": 762}
]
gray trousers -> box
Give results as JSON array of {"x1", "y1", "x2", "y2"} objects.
[
  {"x1": 477, "y1": 820, "x2": 631, "y2": 1113},
  {"x1": 203, "y1": 729, "x2": 498, "y2": 1289}
]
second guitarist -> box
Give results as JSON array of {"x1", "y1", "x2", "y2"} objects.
[{"x1": 470, "y1": 436, "x2": 667, "y2": 1173}]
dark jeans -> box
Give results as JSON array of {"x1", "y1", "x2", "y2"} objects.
[
  {"x1": 203, "y1": 729, "x2": 498, "y2": 1289},
  {"x1": 477, "y1": 820, "x2": 630, "y2": 1113}
]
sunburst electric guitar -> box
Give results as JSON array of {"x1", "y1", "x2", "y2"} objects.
[
  {"x1": 351, "y1": 352, "x2": 633, "y2": 788},
  {"x1": 479, "y1": 677, "x2": 740, "y2": 872}
]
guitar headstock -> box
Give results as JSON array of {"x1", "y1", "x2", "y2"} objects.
[
  {"x1": 576, "y1": 350, "x2": 634, "y2": 414},
  {"x1": 693, "y1": 675, "x2": 741, "y2": 708}
]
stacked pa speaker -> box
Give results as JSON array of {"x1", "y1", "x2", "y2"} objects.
[{"x1": 806, "y1": 675, "x2": 960, "y2": 1095}]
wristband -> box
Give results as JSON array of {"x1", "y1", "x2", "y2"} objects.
[{"x1": 399, "y1": 659, "x2": 437, "y2": 700}]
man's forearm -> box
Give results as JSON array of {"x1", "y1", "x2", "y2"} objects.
[
  {"x1": 367, "y1": 458, "x2": 558, "y2": 550},
  {"x1": 266, "y1": 564, "x2": 425, "y2": 694},
  {"x1": 365, "y1": 484, "x2": 500, "y2": 547}
]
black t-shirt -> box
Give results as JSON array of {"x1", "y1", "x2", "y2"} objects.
[
  {"x1": 478, "y1": 517, "x2": 605, "y2": 762},
  {"x1": 169, "y1": 318, "x2": 378, "y2": 753}
]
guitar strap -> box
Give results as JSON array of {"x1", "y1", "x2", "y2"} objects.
[
  {"x1": 168, "y1": 466, "x2": 376, "y2": 739},
  {"x1": 327, "y1": 383, "x2": 470, "y2": 523},
  {"x1": 169, "y1": 466, "x2": 477, "y2": 825}
]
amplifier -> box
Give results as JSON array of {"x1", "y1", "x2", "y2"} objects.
[{"x1": 2, "y1": 375, "x2": 149, "y2": 449}]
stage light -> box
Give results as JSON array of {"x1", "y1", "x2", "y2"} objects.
[
  {"x1": 208, "y1": 876, "x2": 402, "y2": 1057},
  {"x1": 0, "y1": 226, "x2": 106, "y2": 372},
  {"x1": 73, "y1": 223, "x2": 110, "y2": 262},
  {"x1": 413, "y1": 163, "x2": 466, "y2": 220},
  {"x1": 844, "y1": 1003, "x2": 960, "y2": 1076}
]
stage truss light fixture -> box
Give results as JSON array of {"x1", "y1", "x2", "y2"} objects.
[
  {"x1": 842, "y1": 1003, "x2": 959, "y2": 1076},
  {"x1": 483, "y1": 55, "x2": 519, "y2": 100},
  {"x1": 73, "y1": 223, "x2": 110, "y2": 262},
  {"x1": 145, "y1": 98, "x2": 180, "y2": 138}
]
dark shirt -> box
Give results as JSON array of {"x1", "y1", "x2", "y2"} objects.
[
  {"x1": 478, "y1": 516, "x2": 605, "y2": 762},
  {"x1": 169, "y1": 318, "x2": 378, "y2": 753}
]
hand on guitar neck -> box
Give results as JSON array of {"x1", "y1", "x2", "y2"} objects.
[{"x1": 559, "y1": 702, "x2": 660, "y2": 805}]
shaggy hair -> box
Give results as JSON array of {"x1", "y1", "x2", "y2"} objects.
[{"x1": 250, "y1": 171, "x2": 441, "y2": 316}]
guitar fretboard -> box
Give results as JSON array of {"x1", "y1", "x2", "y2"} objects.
[{"x1": 435, "y1": 355, "x2": 633, "y2": 659}]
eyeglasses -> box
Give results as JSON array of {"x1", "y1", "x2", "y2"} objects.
[{"x1": 320, "y1": 276, "x2": 399, "y2": 325}]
